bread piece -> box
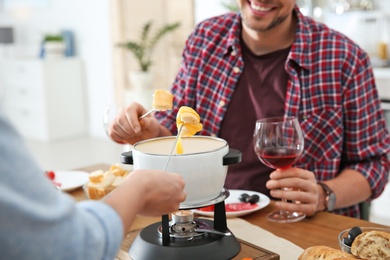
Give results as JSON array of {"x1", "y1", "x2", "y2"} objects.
[
  {"x1": 101, "y1": 171, "x2": 116, "y2": 192},
  {"x1": 87, "y1": 182, "x2": 106, "y2": 200},
  {"x1": 177, "y1": 106, "x2": 200, "y2": 123},
  {"x1": 86, "y1": 164, "x2": 130, "y2": 200},
  {"x1": 152, "y1": 89, "x2": 173, "y2": 110},
  {"x1": 89, "y1": 170, "x2": 104, "y2": 183},
  {"x1": 110, "y1": 164, "x2": 128, "y2": 177},
  {"x1": 180, "y1": 112, "x2": 199, "y2": 124},
  {"x1": 176, "y1": 106, "x2": 203, "y2": 137},
  {"x1": 112, "y1": 176, "x2": 124, "y2": 188},
  {"x1": 351, "y1": 230, "x2": 390, "y2": 259},
  {"x1": 298, "y1": 246, "x2": 356, "y2": 260}
]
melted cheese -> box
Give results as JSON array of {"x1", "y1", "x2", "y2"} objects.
[{"x1": 175, "y1": 106, "x2": 203, "y2": 154}]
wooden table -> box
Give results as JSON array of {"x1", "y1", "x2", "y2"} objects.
[{"x1": 70, "y1": 164, "x2": 389, "y2": 259}]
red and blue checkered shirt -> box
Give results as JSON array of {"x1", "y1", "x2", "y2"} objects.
[{"x1": 156, "y1": 7, "x2": 390, "y2": 218}]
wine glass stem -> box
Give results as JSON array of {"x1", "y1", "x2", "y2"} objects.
[
  {"x1": 103, "y1": 106, "x2": 111, "y2": 137},
  {"x1": 280, "y1": 188, "x2": 289, "y2": 214}
]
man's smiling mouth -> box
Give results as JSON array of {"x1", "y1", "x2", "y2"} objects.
[{"x1": 249, "y1": 1, "x2": 273, "y2": 12}]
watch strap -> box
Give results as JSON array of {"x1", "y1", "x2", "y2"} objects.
[{"x1": 317, "y1": 182, "x2": 335, "y2": 211}]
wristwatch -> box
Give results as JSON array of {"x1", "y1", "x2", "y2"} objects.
[{"x1": 317, "y1": 182, "x2": 336, "y2": 211}]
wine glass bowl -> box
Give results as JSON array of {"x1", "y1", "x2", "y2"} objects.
[{"x1": 253, "y1": 117, "x2": 305, "y2": 223}]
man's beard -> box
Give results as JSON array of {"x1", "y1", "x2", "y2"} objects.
[{"x1": 241, "y1": 12, "x2": 290, "y2": 32}]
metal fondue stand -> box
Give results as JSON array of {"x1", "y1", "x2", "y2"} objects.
[
  {"x1": 121, "y1": 150, "x2": 242, "y2": 260},
  {"x1": 128, "y1": 192, "x2": 240, "y2": 260}
]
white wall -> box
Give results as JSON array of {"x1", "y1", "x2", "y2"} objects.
[
  {"x1": 194, "y1": 0, "x2": 230, "y2": 23},
  {"x1": 0, "y1": 0, "x2": 115, "y2": 139}
]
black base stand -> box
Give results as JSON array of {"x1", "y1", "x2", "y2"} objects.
[{"x1": 129, "y1": 201, "x2": 240, "y2": 260}]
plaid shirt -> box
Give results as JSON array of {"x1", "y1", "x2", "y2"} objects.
[{"x1": 156, "y1": 7, "x2": 390, "y2": 217}]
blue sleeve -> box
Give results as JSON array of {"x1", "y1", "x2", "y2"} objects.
[{"x1": 0, "y1": 107, "x2": 123, "y2": 260}]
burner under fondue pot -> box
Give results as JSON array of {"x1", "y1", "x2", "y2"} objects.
[
  {"x1": 128, "y1": 200, "x2": 241, "y2": 260},
  {"x1": 158, "y1": 210, "x2": 232, "y2": 239},
  {"x1": 162, "y1": 210, "x2": 202, "y2": 239}
]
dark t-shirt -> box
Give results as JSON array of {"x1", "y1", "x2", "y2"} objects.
[{"x1": 220, "y1": 42, "x2": 290, "y2": 198}]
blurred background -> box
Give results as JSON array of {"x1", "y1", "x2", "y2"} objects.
[{"x1": 0, "y1": 0, "x2": 389, "y2": 224}]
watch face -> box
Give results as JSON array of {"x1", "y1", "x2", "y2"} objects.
[{"x1": 327, "y1": 193, "x2": 336, "y2": 211}]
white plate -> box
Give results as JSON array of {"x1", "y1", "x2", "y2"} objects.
[
  {"x1": 193, "y1": 189, "x2": 270, "y2": 218},
  {"x1": 54, "y1": 171, "x2": 89, "y2": 192}
]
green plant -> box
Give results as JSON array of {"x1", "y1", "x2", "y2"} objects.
[
  {"x1": 118, "y1": 21, "x2": 180, "y2": 72},
  {"x1": 43, "y1": 34, "x2": 64, "y2": 42}
]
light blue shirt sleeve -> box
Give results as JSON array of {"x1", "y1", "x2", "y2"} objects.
[{"x1": 0, "y1": 106, "x2": 124, "y2": 260}]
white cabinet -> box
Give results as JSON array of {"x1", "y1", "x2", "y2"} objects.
[
  {"x1": 0, "y1": 58, "x2": 86, "y2": 141},
  {"x1": 374, "y1": 67, "x2": 390, "y2": 100}
]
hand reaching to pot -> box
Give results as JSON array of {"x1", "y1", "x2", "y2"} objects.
[
  {"x1": 108, "y1": 102, "x2": 172, "y2": 145},
  {"x1": 104, "y1": 169, "x2": 186, "y2": 235}
]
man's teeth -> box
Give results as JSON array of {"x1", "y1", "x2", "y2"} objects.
[{"x1": 250, "y1": 2, "x2": 272, "y2": 11}]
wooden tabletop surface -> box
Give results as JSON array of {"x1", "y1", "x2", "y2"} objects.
[{"x1": 69, "y1": 164, "x2": 389, "y2": 258}]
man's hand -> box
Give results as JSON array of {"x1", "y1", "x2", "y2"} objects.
[{"x1": 266, "y1": 167, "x2": 319, "y2": 216}]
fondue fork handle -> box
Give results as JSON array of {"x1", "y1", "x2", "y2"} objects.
[
  {"x1": 163, "y1": 124, "x2": 183, "y2": 171},
  {"x1": 139, "y1": 108, "x2": 155, "y2": 119}
]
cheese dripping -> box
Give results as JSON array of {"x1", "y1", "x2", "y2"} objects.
[{"x1": 175, "y1": 106, "x2": 203, "y2": 154}]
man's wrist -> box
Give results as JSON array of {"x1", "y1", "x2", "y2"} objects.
[
  {"x1": 317, "y1": 182, "x2": 336, "y2": 211},
  {"x1": 316, "y1": 183, "x2": 327, "y2": 212}
]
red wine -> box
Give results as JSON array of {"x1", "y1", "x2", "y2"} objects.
[{"x1": 256, "y1": 148, "x2": 301, "y2": 169}]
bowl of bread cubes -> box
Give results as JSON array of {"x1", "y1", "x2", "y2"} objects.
[
  {"x1": 338, "y1": 226, "x2": 390, "y2": 259},
  {"x1": 84, "y1": 164, "x2": 131, "y2": 200}
]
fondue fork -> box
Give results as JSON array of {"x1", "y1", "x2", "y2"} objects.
[
  {"x1": 163, "y1": 124, "x2": 184, "y2": 171},
  {"x1": 139, "y1": 108, "x2": 156, "y2": 119}
]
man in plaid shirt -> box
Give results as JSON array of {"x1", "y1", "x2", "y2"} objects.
[{"x1": 109, "y1": 1, "x2": 390, "y2": 218}]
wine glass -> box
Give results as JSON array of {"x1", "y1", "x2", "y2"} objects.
[
  {"x1": 103, "y1": 105, "x2": 132, "y2": 152},
  {"x1": 253, "y1": 117, "x2": 305, "y2": 223}
]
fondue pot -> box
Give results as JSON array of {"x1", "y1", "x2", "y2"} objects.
[
  {"x1": 121, "y1": 136, "x2": 242, "y2": 260},
  {"x1": 121, "y1": 136, "x2": 241, "y2": 206}
]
